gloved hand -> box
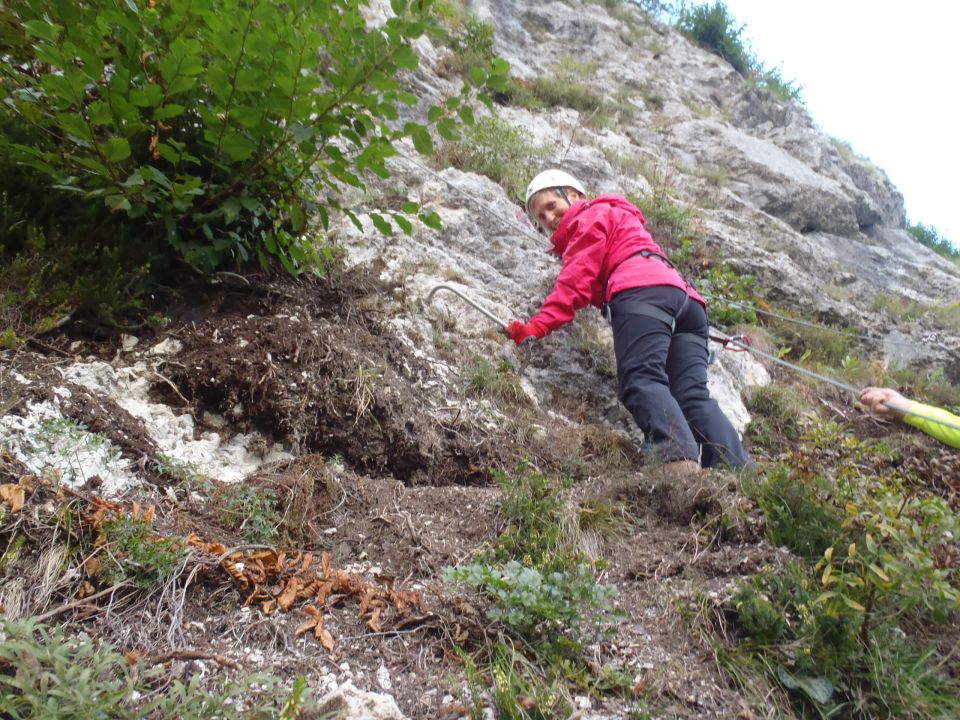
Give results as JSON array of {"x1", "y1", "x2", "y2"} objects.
[{"x1": 505, "y1": 320, "x2": 547, "y2": 345}]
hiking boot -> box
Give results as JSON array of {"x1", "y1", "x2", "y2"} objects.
[{"x1": 647, "y1": 460, "x2": 719, "y2": 524}]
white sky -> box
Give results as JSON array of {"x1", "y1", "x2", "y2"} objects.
[{"x1": 719, "y1": 0, "x2": 959, "y2": 247}]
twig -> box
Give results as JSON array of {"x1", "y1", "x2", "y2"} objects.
[
  {"x1": 145, "y1": 649, "x2": 241, "y2": 670},
  {"x1": 150, "y1": 368, "x2": 191, "y2": 406},
  {"x1": 34, "y1": 582, "x2": 132, "y2": 623}
]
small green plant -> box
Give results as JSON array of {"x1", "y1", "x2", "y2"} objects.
[
  {"x1": 445, "y1": 560, "x2": 620, "y2": 645},
  {"x1": 694, "y1": 265, "x2": 756, "y2": 326},
  {"x1": 458, "y1": 642, "x2": 573, "y2": 720},
  {"x1": 99, "y1": 514, "x2": 188, "y2": 589},
  {"x1": 436, "y1": 116, "x2": 549, "y2": 203},
  {"x1": 766, "y1": 314, "x2": 856, "y2": 367},
  {"x1": 30, "y1": 417, "x2": 124, "y2": 483},
  {"x1": 729, "y1": 418, "x2": 960, "y2": 717},
  {"x1": 221, "y1": 483, "x2": 281, "y2": 545},
  {"x1": 464, "y1": 354, "x2": 528, "y2": 405},
  {"x1": 0, "y1": 618, "x2": 312, "y2": 718},
  {"x1": 908, "y1": 222, "x2": 960, "y2": 263},
  {"x1": 628, "y1": 173, "x2": 697, "y2": 253},
  {"x1": 438, "y1": 16, "x2": 497, "y2": 78},
  {"x1": 744, "y1": 384, "x2": 806, "y2": 450},
  {"x1": 153, "y1": 454, "x2": 208, "y2": 490},
  {"x1": 485, "y1": 465, "x2": 573, "y2": 572}
]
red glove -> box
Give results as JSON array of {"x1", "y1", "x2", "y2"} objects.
[{"x1": 505, "y1": 320, "x2": 547, "y2": 345}]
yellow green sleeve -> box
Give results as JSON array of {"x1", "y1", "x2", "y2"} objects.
[{"x1": 903, "y1": 402, "x2": 960, "y2": 449}]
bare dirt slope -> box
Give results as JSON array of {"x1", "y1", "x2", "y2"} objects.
[{"x1": 0, "y1": 270, "x2": 793, "y2": 719}]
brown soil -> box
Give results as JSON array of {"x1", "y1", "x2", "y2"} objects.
[{"x1": 2, "y1": 270, "x2": 956, "y2": 719}]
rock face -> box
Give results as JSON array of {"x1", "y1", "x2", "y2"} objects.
[{"x1": 340, "y1": 0, "x2": 958, "y2": 437}]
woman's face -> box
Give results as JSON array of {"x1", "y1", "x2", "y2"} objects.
[{"x1": 529, "y1": 189, "x2": 574, "y2": 234}]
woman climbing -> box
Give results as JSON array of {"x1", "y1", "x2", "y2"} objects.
[{"x1": 505, "y1": 169, "x2": 752, "y2": 509}]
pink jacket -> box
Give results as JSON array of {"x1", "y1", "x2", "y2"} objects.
[{"x1": 530, "y1": 194, "x2": 704, "y2": 334}]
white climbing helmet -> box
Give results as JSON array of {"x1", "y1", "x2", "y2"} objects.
[{"x1": 524, "y1": 169, "x2": 586, "y2": 216}]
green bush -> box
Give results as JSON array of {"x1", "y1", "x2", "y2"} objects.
[
  {"x1": 220, "y1": 483, "x2": 281, "y2": 545},
  {"x1": 908, "y1": 222, "x2": 960, "y2": 262},
  {"x1": 0, "y1": 618, "x2": 310, "y2": 718},
  {"x1": 100, "y1": 515, "x2": 188, "y2": 589},
  {"x1": 0, "y1": 0, "x2": 505, "y2": 277},
  {"x1": 674, "y1": 2, "x2": 802, "y2": 102},
  {"x1": 436, "y1": 115, "x2": 548, "y2": 202},
  {"x1": 731, "y1": 420, "x2": 960, "y2": 717},
  {"x1": 445, "y1": 560, "x2": 620, "y2": 645},
  {"x1": 674, "y1": 1, "x2": 751, "y2": 75},
  {"x1": 744, "y1": 384, "x2": 805, "y2": 450},
  {"x1": 438, "y1": 15, "x2": 497, "y2": 78}
]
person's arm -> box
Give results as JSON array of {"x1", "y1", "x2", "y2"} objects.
[
  {"x1": 900, "y1": 402, "x2": 960, "y2": 449},
  {"x1": 859, "y1": 387, "x2": 960, "y2": 449},
  {"x1": 528, "y1": 209, "x2": 611, "y2": 333}
]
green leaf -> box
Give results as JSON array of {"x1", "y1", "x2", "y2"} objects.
[
  {"x1": 393, "y1": 214, "x2": 412, "y2": 235},
  {"x1": 457, "y1": 105, "x2": 475, "y2": 125},
  {"x1": 419, "y1": 209, "x2": 442, "y2": 230},
  {"x1": 370, "y1": 212, "x2": 393, "y2": 236},
  {"x1": 74, "y1": 157, "x2": 109, "y2": 176},
  {"x1": 167, "y1": 76, "x2": 198, "y2": 96},
  {"x1": 408, "y1": 124, "x2": 432, "y2": 155},
  {"x1": 776, "y1": 666, "x2": 833, "y2": 705},
  {"x1": 220, "y1": 132, "x2": 256, "y2": 161},
  {"x1": 400, "y1": 201, "x2": 419, "y2": 214},
  {"x1": 392, "y1": 45, "x2": 419, "y2": 71},
  {"x1": 436, "y1": 118, "x2": 460, "y2": 141},
  {"x1": 101, "y1": 137, "x2": 131, "y2": 162},
  {"x1": 105, "y1": 194, "x2": 132, "y2": 212},
  {"x1": 23, "y1": 20, "x2": 61, "y2": 43},
  {"x1": 88, "y1": 102, "x2": 115, "y2": 127},
  {"x1": 130, "y1": 84, "x2": 164, "y2": 108},
  {"x1": 222, "y1": 197, "x2": 242, "y2": 224},
  {"x1": 153, "y1": 104, "x2": 186, "y2": 121},
  {"x1": 289, "y1": 204, "x2": 306, "y2": 233},
  {"x1": 469, "y1": 66, "x2": 486, "y2": 86}
]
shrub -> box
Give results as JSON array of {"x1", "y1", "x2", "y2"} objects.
[
  {"x1": 500, "y1": 59, "x2": 607, "y2": 120},
  {"x1": 436, "y1": 115, "x2": 549, "y2": 203},
  {"x1": 0, "y1": 618, "x2": 310, "y2": 718},
  {"x1": 464, "y1": 354, "x2": 529, "y2": 405},
  {"x1": 220, "y1": 483, "x2": 281, "y2": 545},
  {"x1": 445, "y1": 560, "x2": 620, "y2": 645},
  {"x1": 744, "y1": 383, "x2": 805, "y2": 450},
  {"x1": 438, "y1": 15, "x2": 497, "y2": 78},
  {"x1": 674, "y1": 2, "x2": 802, "y2": 103},
  {"x1": 730, "y1": 420, "x2": 960, "y2": 717},
  {"x1": 99, "y1": 514, "x2": 188, "y2": 589},
  {"x1": 0, "y1": 0, "x2": 505, "y2": 278},
  {"x1": 674, "y1": 1, "x2": 751, "y2": 75},
  {"x1": 908, "y1": 222, "x2": 960, "y2": 262}
]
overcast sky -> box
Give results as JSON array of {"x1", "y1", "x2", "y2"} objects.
[{"x1": 718, "y1": 0, "x2": 959, "y2": 247}]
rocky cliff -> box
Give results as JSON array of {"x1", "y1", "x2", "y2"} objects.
[{"x1": 1, "y1": 2, "x2": 958, "y2": 718}]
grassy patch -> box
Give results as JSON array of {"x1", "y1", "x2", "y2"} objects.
[
  {"x1": 218, "y1": 483, "x2": 281, "y2": 545},
  {"x1": 724, "y1": 420, "x2": 960, "y2": 717},
  {"x1": 436, "y1": 116, "x2": 549, "y2": 203},
  {"x1": 445, "y1": 464, "x2": 630, "y2": 714},
  {"x1": 0, "y1": 618, "x2": 313, "y2": 718}
]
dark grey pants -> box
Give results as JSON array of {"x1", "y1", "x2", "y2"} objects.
[{"x1": 610, "y1": 285, "x2": 751, "y2": 469}]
